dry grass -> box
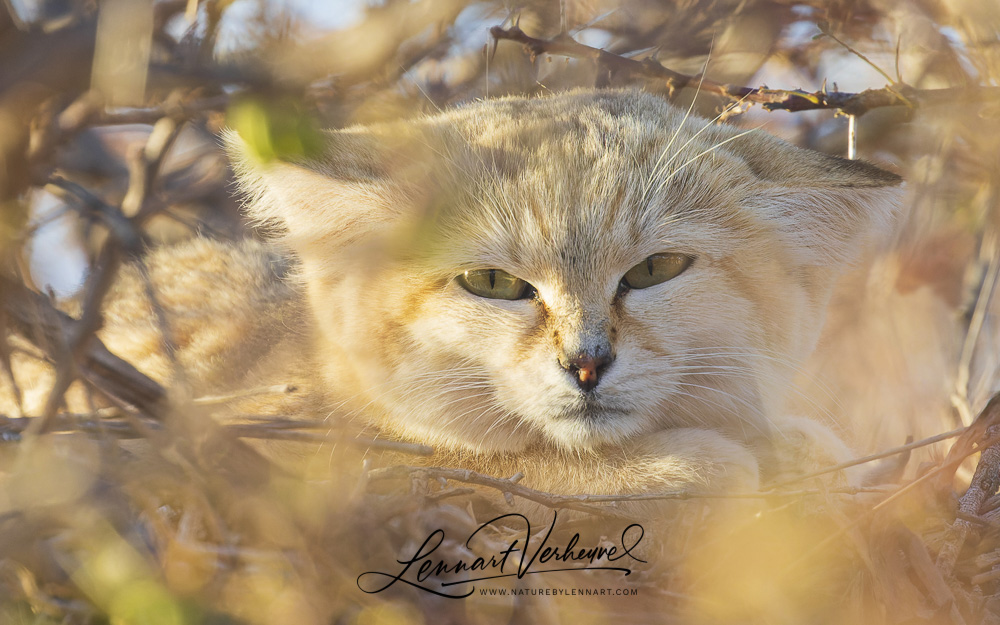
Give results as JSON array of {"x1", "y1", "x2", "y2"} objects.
[{"x1": 2, "y1": 0, "x2": 1000, "y2": 623}]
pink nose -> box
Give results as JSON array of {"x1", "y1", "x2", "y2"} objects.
[{"x1": 561, "y1": 353, "x2": 612, "y2": 392}]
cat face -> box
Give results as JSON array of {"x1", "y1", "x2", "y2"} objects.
[{"x1": 228, "y1": 90, "x2": 901, "y2": 453}]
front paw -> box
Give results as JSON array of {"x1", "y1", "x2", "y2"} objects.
[
  {"x1": 619, "y1": 428, "x2": 760, "y2": 495},
  {"x1": 515, "y1": 428, "x2": 760, "y2": 497},
  {"x1": 762, "y1": 416, "x2": 856, "y2": 485},
  {"x1": 584, "y1": 429, "x2": 761, "y2": 537}
]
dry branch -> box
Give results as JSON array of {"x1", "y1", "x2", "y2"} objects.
[
  {"x1": 15, "y1": 113, "x2": 182, "y2": 434},
  {"x1": 366, "y1": 465, "x2": 894, "y2": 519},
  {"x1": 938, "y1": 422, "x2": 1000, "y2": 575},
  {"x1": 95, "y1": 94, "x2": 231, "y2": 126},
  {"x1": 0, "y1": 411, "x2": 435, "y2": 455},
  {"x1": 766, "y1": 428, "x2": 965, "y2": 489},
  {"x1": 490, "y1": 25, "x2": 1000, "y2": 116},
  {"x1": 0, "y1": 275, "x2": 166, "y2": 420},
  {"x1": 1, "y1": 3, "x2": 998, "y2": 624},
  {"x1": 368, "y1": 465, "x2": 622, "y2": 516}
]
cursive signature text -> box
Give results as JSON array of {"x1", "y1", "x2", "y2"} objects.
[{"x1": 357, "y1": 511, "x2": 646, "y2": 598}]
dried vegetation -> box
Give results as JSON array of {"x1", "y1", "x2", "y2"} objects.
[{"x1": 2, "y1": 0, "x2": 1000, "y2": 623}]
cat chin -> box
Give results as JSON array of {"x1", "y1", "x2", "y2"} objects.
[
  {"x1": 380, "y1": 403, "x2": 654, "y2": 454},
  {"x1": 534, "y1": 411, "x2": 653, "y2": 451}
]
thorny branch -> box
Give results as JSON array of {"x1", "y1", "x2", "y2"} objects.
[
  {"x1": 490, "y1": 25, "x2": 1000, "y2": 116},
  {"x1": 365, "y1": 464, "x2": 894, "y2": 518}
]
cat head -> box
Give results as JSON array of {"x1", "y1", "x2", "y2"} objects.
[{"x1": 226, "y1": 90, "x2": 902, "y2": 453}]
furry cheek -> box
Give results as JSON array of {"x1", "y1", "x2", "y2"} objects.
[{"x1": 617, "y1": 273, "x2": 771, "y2": 428}]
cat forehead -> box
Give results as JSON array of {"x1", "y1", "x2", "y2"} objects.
[
  {"x1": 341, "y1": 89, "x2": 897, "y2": 191},
  {"x1": 399, "y1": 92, "x2": 757, "y2": 268},
  {"x1": 412, "y1": 90, "x2": 732, "y2": 168},
  {"x1": 349, "y1": 91, "x2": 768, "y2": 239}
]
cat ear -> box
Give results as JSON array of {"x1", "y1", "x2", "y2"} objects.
[
  {"x1": 223, "y1": 127, "x2": 418, "y2": 251},
  {"x1": 732, "y1": 133, "x2": 904, "y2": 267}
]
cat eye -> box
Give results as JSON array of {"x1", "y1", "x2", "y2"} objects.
[
  {"x1": 621, "y1": 253, "x2": 692, "y2": 290},
  {"x1": 457, "y1": 269, "x2": 534, "y2": 300}
]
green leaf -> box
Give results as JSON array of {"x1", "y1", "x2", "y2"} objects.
[{"x1": 226, "y1": 99, "x2": 324, "y2": 164}]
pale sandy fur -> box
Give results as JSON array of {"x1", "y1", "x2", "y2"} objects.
[{"x1": 3, "y1": 90, "x2": 902, "y2": 501}]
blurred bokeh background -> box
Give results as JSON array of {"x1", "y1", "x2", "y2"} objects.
[{"x1": 2, "y1": 0, "x2": 1000, "y2": 623}]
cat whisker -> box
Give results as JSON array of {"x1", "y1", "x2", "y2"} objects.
[
  {"x1": 653, "y1": 125, "x2": 764, "y2": 199},
  {"x1": 664, "y1": 348, "x2": 845, "y2": 423},
  {"x1": 322, "y1": 368, "x2": 495, "y2": 427},
  {"x1": 436, "y1": 393, "x2": 507, "y2": 435},
  {"x1": 670, "y1": 382, "x2": 770, "y2": 439},
  {"x1": 669, "y1": 346, "x2": 843, "y2": 404},
  {"x1": 481, "y1": 405, "x2": 524, "y2": 441},
  {"x1": 641, "y1": 92, "x2": 754, "y2": 204},
  {"x1": 640, "y1": 58, "x2": 712, "y2": 201}
]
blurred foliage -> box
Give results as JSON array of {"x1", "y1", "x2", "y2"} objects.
[
  {"x1": 1, "y1": 0, "x2": 1000, "y2": 624},
  {"x1": 226, "y1": 97, "x2": 323, "y2": 163}
]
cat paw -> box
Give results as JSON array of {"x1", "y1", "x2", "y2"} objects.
[
  {"x1": 621, "y1": 428, "x2": 760, "y2": 494},
  {"x1": 763, "y1": 416, "x2": 857, "y2": 486}
]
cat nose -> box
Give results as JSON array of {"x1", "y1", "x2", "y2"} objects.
[{"x1": 559, "y1": 352, "x2": 613, "y2": 393}]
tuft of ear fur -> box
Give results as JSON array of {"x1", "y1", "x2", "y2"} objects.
[
  {"x1": 222, "y1": 127, "x2": 409, "y2": 251},
  {"x1": 730, "y1": 132, "x2": 904, "y2": 267}
]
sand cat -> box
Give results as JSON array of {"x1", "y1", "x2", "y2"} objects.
[{"x1": 3, "y1": 89, "x2": 902, "y2": 500}]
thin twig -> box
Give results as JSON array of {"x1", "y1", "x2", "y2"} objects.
[
  {"x1": 971, "y1": 568, "x2": 1000, "y2": 586},
  {"x1": 44, "y1": 177, "x2": 142, "y2": 251},
  {"x1": 193, "y1": 384, "x2": 298, "y2": 406},
  {"x1": 954, "y1": 229, "x2": 999, "y2": 426},
  {"x1": 817, "y1": 25, "x2": 903, "y2": 98},
  {"x1": 0, "y1": 310, "x2": 24, "y2": 416},
  {"x1": 223, "y1": 425, "x2": 434, "y2": 455},
  {"x1": 95, "y1": 94, "x2": 231, "y2": 125},
  {"x1": 27, "y1": 243, "x2": 126, "y2": 436},
  {"x1": 367, "y1": 465, "x2": 619, "y2": 515},
  {"x1": 764, "y1": 426, "x2": 968, "y2": 490},
  {"x1": 954, "y1": 509, "x2": 1000, "y2": 530},
  {"x1": 124, "y1": 115, "x2": 184, "y2": 220}
]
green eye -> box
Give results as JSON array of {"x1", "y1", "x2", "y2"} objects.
[
  {"x1": 457, "y1": 269, "x2": 534, "y2": 300},
  {"x1": 621, "y1": 253, "x2": 692, "y2": 290}
]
